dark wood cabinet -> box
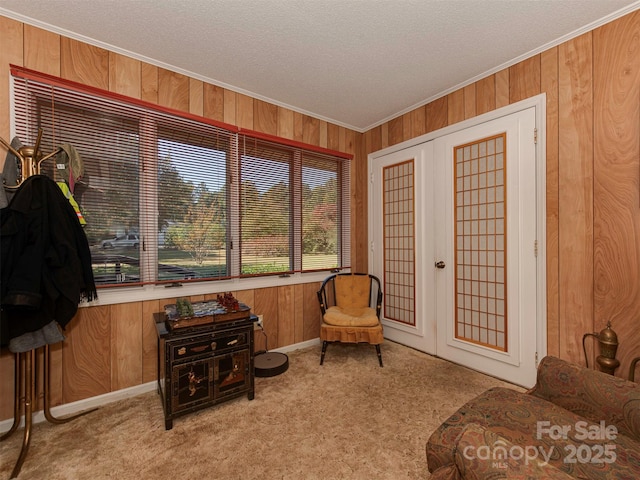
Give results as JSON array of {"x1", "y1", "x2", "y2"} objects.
[{"x1": 155, "y1": 313, "x2": 255, "y2": 429}]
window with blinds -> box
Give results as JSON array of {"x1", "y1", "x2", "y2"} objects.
[
  {"x1": 238, "y1": 136, "x2": 350, "y2": 276},
  {"x1": 10, "y1": 67, "x2": 350, "y2": 287}
]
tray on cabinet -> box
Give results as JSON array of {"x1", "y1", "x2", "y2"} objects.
[{"x1": 164, "y1": 300, "x2": 251, "y2": 330}]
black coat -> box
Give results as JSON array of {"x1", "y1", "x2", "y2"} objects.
[{"x1": 1, "y1": 175, "x2": 97, "y2": 347}]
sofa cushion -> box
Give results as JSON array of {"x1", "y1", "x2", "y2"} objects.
[
  {"x1": 452, "y1": 423, "x2": 574, "y2": 479},
  {"x1": 427, "y1": 386, "x2": 640, "y2": 479}
]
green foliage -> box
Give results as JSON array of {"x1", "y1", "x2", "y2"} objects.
[
  {"x1": 164, "y1": 180, "x2": 227, "y2": 265},
  {"x1": 158, "y1": 154, "x2": 195, "y2": 231},
  {"x1": 301, "y1": 177, "x2": 338, "y2": 255},
  {"x1": 176, "y1": 297, "x2": 194, "y2": 318},
  {"x1": 166, "y1": 215, "x2": 224, "y2": 266},
  {"x1": 303, "y1": 203, "x2": 337, "y2": 254},
  {"x1": 242, "y1": 236, "x2": 289, "y2": 257},
  {"x1": 157, "y1": 157, "x2": 339, "y2": 273},
  {"x1": 241, "y1": 262, "x2": 286, "y2": 275},
  {"x1": 241, "y1": 181, "x2": 289, "y2": 239}
]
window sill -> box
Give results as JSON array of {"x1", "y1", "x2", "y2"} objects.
[{"x1": 82, "y1": 270, "x2": 344, "y2": 307}]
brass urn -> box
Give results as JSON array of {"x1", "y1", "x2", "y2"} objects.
[{"x1": 583, "y1": 321, "x2": 620, "y2": 375}]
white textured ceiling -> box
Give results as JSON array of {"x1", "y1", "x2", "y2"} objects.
[{"x1": 1, "y1": 0, "x2": 639, "y2": 132}]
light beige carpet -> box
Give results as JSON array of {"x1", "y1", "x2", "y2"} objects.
[{"x1": 1, "y1": 341, "x2": 520, "y2": 480}]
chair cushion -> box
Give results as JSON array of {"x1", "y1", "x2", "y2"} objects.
[
  {"x1": 320, "y1": 322, "x2": 384, "y2": 344},
  {"x1": 323, "y1": 306, "x2": 379, "y2": 327},
  {"x1": 335, "y1": 274, "x2": 371, "y2": 309}
]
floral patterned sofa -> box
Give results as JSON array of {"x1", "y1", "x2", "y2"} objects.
[{"x1": 427, "y1": 356, "x2": 640, "y2": 479}]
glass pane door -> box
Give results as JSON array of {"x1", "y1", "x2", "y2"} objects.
[
  {"x1": 382, "y1": 160, "x2": 416, "y2": 326},
  {"x1": 454, "y1": 134, "x2": 507, "y2": 351}
]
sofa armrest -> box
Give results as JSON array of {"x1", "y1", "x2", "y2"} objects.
[{"x1": 530, "y1": 356, "x2": 640, "y2": 441}]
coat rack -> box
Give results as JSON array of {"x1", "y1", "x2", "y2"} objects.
[
  {"x1": 0, "y1": 129, "x2": 61, "y2": 189},
  {"x1": 0, "y1": 129, "x2": 96, "y2": 479}
]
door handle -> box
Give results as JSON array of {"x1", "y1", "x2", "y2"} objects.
[{"x1": 435, "y1": 261, "x2": 446, "y2": 269}]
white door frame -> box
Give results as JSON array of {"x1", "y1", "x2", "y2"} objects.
[
  {"x1": 368, "y1": 94, "x2": 547, "y2": 384},
  {"x1": 434, "y1": 107, "x2": 538, "y2": 386},
  {"x1": 368, "y1": 143, "x2": 436, "y2": 353}
]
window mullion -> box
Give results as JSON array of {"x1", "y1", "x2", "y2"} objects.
[
  {"x1": 340, "y1": 159, "x2": 351, "y2": 268},
  {"x1": 292, "y1": 151, "x2": 303, "y2": 272},
  {"x1": 229, "y1": 134, "x2": 241, "y2": 277},
  {"x1": 140, "y1": 116, "x2": 159, "y2": 283}
]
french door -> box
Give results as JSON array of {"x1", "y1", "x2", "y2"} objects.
[
  {"x1": 369, "y1": 99, "x2": 545, "y2": 387},
  {"x1": 369, "y1": 143, "x2": 436, "y2": 354}
]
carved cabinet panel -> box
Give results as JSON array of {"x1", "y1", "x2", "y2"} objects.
[{"x1": 155, "y1": 315, "x2": 254, "y2": 429}]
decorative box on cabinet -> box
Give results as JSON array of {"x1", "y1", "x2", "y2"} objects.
[{"x1": 154, "y1": 313, "x2": 255, "y2": 429}]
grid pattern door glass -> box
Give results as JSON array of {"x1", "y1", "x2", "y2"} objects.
[
  {"x1": 454, "y1": 134, "x2": 507, "y2": 351},
  {"x1": 383, "y1": 160, "x2": 415, "y2": 326}
]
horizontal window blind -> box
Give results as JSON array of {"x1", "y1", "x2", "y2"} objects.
[
  {"x1": 238, "y1": 135, "x2": 351, "y2": 275},
  {"x1": 301, "y1": 152, "x2": 350, "y2": 272},
  {"x1": 10, "y1": 66, "x2": 350, "y2": 288},
  {"x1": 155, "y1": 116, "x2": 232, "y2": 282},
  {"x1": 239, "y1": 136, "x2": 292, "y2": 275},
  {"x1": 13, "y1": 74, "x2": 146, "y2": 286}
]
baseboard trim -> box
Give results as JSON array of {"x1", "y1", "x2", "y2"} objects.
[
  {"x1": 0, "y1": 338, "x2": 321, "y2": 434},
  {"x1": 271, "y1": 338, "x2": 320, "y2": 354},
  {"x1": 0, "y1": 381, "x2": 157, "y2": 434}
]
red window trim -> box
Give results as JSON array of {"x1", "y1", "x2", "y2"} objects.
[{"x1": 10, "y1": 65, "x2": 353, "y2": 161}]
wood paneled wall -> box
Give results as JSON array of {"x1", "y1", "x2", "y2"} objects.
[
  {"x1": 1, "y1": 10, "x2": 639, "y2": 420},
  {"x1": 363, "y1": 10, "x2": 640, "y2": 380},
  {"x1": 0, "y1": 17, "x2": 363, "y2": 420}
]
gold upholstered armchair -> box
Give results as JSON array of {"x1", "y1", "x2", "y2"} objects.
[{"x1": 317, "y1": 273, "x2": 384, "y2": 366}]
